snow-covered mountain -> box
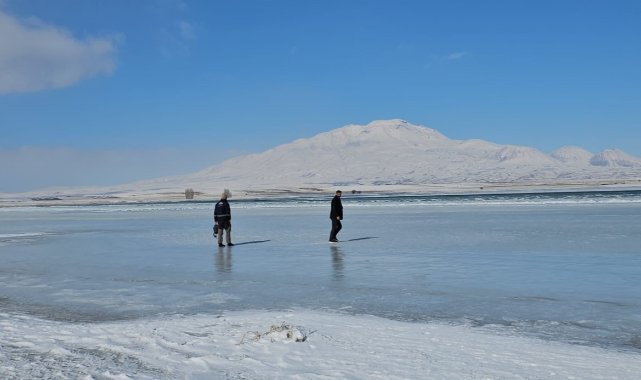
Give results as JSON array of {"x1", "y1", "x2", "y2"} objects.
[
  {"x1": 589, "y1": 149, "x2": 641, "y2": 167},
  {"x1": 550, "y1": 146, "x2": 594, "y2": 164},
  {"x1": 129, "y1": 119, "x2": 641, "y2": 194}
]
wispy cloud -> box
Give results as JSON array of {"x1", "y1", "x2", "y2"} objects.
[
  {"x1": 178, "y1": 20, "x2": 195, "y2": 40},
  {"x1": 446, "y1": 51, "x2": 467, "y2": 60},
  {"x1": 158, "y1": 19, "x2": 198, "y2": 58},
  {"x1": 0, "y1": 10, "x2": 119, "y2": 94},
  {"x1": 149, "y1": 0, "x2": 197, "y2": 58}
]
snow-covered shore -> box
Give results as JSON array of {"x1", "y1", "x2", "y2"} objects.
[
  {"x1": 2, "y1": 180, "x2": 641, "y2": 208},
  {"x1": 2, "y1": 309, "x2": 640, "y2": 379}
]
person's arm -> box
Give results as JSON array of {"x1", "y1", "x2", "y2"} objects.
[{"x1": 331, "y1": 198, "x2": 339, "y2": 219}]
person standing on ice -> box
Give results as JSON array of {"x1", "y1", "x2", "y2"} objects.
[
  {"x1": 329, "y1": 190, "x2": 343, "y2": 242},
  {"x1": 214, "y1": 190, "x2": 234, "y2": 247}
]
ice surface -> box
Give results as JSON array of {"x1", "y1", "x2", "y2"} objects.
[{"x1": 1, "y1": 191, "x2": 641, "y2": 377}]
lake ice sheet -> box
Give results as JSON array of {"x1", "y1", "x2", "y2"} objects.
[{"x1": 1, "y1": 192, "x2": 641, "y2": 378}]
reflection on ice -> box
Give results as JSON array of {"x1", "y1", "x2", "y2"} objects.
[
  {"x1": 215, "y1": 248, "x2": 233, "y2": 273},
  {"x1": 330, "y1": 245, "x2": 344, "y2": 281}
]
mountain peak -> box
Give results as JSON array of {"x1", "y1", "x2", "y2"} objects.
[
  {"x1": 336, "y1": 119, "x2": 447, "y2": 142},
  {"x1": 590, "y1": 149, "x2": 641, "y2": 167},
  {"x1": 365, "y1": 119, "x2": 411, "y2": 128},
  {"x1": 551, "y1": 146, "x2": 593, "y2": 164}
]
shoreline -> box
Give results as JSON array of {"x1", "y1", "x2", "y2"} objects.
[{"x1": 2, "y1": 180, "x2": 641, "y2": 208}]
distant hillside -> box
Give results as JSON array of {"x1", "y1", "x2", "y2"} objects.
[
  {"x1": 9, "y1": 119, "x2": 641, "y2": 203},
  {"x1": 129, "y1": 119, "x2": 641, "y2": 193}
]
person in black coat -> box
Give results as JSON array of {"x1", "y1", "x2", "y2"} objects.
[
  {"x1": 329, "y1": 190, "x2": 343, "y2": 242},
  {"x1": 214, "y1": 191, "x2": 233, "y2": 247}
]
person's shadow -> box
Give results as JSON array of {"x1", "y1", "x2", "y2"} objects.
[
  {"x1": 342, "y1": 237, "x2": 378, "y2": 242},
  {"x1": 231, "y1": 240, "x2": 271, "y2": 246}
]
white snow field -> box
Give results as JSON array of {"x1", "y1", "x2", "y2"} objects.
[{"x1": 2, "y1": 309, "x2": 641, "y2": 379}]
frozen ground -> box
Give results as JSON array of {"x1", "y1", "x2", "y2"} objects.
[{"x1": 1, "y1": 191, "x2": 641, "y2": 378}]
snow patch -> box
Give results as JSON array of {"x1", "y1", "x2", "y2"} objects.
[
  {"x1": 2, "y1": 309, "x2": 640, "y2": 379},
  {"x1": 240, "y1": 322, "x2": 308, "y2": 344}
]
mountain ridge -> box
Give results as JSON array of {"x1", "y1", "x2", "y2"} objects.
[
  {"x1": 160, "y1": 119, "x2": 641, "y2": 192},
  {"x1": 5, "y1": 119, "x2": 641, "y2": 202}
]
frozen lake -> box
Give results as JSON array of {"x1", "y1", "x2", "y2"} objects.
[{"x1": 1, "y1": 190, "x2": 641, "y2": 378}]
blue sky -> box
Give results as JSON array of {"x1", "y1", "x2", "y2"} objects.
[{"x1": 1, "y1": 0, "x2": 640, "y2": 192}]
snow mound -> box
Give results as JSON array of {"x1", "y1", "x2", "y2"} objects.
[{"x1": 240, "y1": 322, "x2": 308, "y2": 344}]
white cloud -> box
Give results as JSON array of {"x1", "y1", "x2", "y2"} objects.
[
  {"x1": 446, "y1": 51, "x2": 467, "y2": 60},
  {"x1": 0, "y1": 10, "x2": 119, "y2": 94}
]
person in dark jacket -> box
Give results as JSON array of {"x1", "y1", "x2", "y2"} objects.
[
  {"x1": 214, "y1": 190, "x2": 233, "y2": 247},
  {"x1": 329, "y1": 190, "x2": 343, "y2": 242}
]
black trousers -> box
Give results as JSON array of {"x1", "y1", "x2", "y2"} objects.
[{"x1": 329, "y1": 218, "x2": 342, "y2": 241}]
